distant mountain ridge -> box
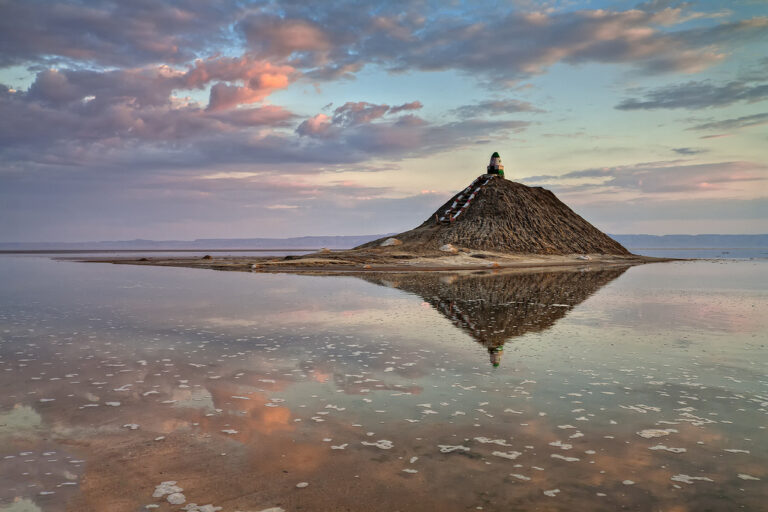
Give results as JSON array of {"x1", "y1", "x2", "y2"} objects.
[
  {"x1": 1, "y1": 234, "x2": 766, "y2": 251},
  {"x1": 0, "y1": 235, "x2": 391, "y2": 251}
]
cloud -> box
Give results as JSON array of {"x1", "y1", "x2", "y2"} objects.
[
  {"x1": 240, "y1": 15, "x2": 334, "y2": 59},
  {"x1": 522, "y1": 160, "x2": 768, "y2": 194},
  {"x1": 184, "y1": 56, "x2": 295, "y2": 90},
  {"x1": 672, "y1": 147, "x2": 708, "y2": 155},
  {"x1": 0, "y1": 63, "x2": 298, "y2": 152},
  {"x1": 450, "y1": 99, "x2": 544, "y2": 118},
  {"x1": 237, "y1": 4, "x2": 767, "y2": 82},
  {"x1": 615, "y1": 79, "x2": 768, "y2": 110},
  {"x1": 0, "y1": 0, "x2": 237, "y2": 67},
  {"x1": 296, "y1": 114, "x2": 335, "y2": 138},
  {"x1": 688, "y1": 112, "x2": 768, "y2": 131},
  {"x1": 208, "y1": 83, "x2": 274, "y2": 111},
  {"x1": 296, "y1": 100, "x2": 530, "y2": 160},
  {"x1": 330, "y1": 101, "x2": 422, "y2": 126}
]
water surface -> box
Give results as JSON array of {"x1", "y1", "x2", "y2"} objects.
[{"x1": 0, "y1": 256, "x2": 765, "y2": 511}]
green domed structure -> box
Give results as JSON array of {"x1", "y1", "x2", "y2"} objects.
[{"x1": 486, "y1": 151, "x2": 504, "y2": 178}]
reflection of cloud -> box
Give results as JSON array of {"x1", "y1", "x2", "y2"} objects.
[{"x1": 205, "y1": 381, "x2": 294, "y2": 440}]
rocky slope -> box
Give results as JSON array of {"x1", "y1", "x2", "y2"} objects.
[{"x1": 360, "y1": 175, "x2": 630, "y2": 255}]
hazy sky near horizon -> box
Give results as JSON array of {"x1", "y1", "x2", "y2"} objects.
[{"x1": 1, "y1": 0, "x2": 766, "y2": 242}]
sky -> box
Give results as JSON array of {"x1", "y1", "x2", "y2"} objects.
[{"x1": 0, "y1": 0, "x2": 766, "y2": 242}]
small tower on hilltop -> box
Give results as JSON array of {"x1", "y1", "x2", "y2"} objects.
[{"x1": 486, "y1": 152, "x2": 505, "y2": 178}]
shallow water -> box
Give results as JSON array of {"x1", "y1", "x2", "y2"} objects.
[{"x1": 0, "y1": 256, "x2": 765, "y2": 511}]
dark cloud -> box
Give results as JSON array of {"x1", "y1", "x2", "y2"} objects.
[
  {"x1": 236, "y1": 4, "x2": 767, "y2": 82},
  {"x1": 0, "y1": 0, "x2": 238, "y2": 67},
  {"x1": 450, "y1": 99, "x2": 544, "y2": 118},
  {"x1": 672, "y1": 147, "x2": 708, "y2": 155},
  {"x1": 0, "y1": 65, "x2": 297, "y2": 152},
  {"x1": 688, "y1": 112, "x2": 768, "y2": 131},
  {"x1": 615, "y1": 80, "x2": 768, "y2": 110}
]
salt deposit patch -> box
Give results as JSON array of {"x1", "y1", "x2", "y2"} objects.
[
  {"x1": 671, "y1": 474, "x2": 713, "y2": 484},
  {"x1": 492, "y1": 451, "x2": 522, "y2": 460},
  {"x1": 551, "y1": 454, "x2": 579, "y2": 462},
  {"x1": 438, "y1": 445, "x2": 470, "y2": 453},
  {"x1": 637, "y1": 428, "x2": 677, "y2": 438},
  {"x1": 167, "y1": 493, "x2": 186, "y2": 505},
  {"x1": 361, "y1": 440, "x2": 393, "y2": 450},
  {"x1": 153, "y1": 481, "x2": 183, "y2": 498},
  {"x1": 649, "y1": 445, "x2": 686, "y2": 453},
  {"x1": 182, "y1": 504, "x2": 222, "y2": 512},
  {"x1": 474, "y1": 437, "x2": 512, "y2": 446}
]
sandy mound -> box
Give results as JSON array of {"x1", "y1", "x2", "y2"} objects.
[{"x1": 359, "y1": 175, "x2": 629, "y2": 255}]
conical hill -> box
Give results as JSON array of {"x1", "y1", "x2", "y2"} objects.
[{"x1": 360, "y1": 175, "x2": 630, "y2": 255}]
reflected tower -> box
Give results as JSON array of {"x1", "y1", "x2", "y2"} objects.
[{"x1": 360, "y1": 267, "x2": 628, "y2": 367}]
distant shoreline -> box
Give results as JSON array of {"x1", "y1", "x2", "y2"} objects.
[{"x1": 0, "y1": 248, "x2": 316, "y2": 254}]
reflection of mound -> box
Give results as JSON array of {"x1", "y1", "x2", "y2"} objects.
[{"x1": 362, "y1": 268, "x2": 627, "y2": 366}]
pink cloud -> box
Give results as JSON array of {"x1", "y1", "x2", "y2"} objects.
[
  {"x1": 296, "y1": 113, "x2": 334, "y2": 137},
  {"x1": 207, "y1": 83, "x2": 269, "y2": 111},
  {"x1": 184, "y1": 56, "x2": 295, "y2": 89},
  {"x1": 182, "y1": 56, "x2": 295, "y2": 111}
]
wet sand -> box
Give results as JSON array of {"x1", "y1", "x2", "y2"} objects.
[{"x1": 77, "y1": 248, "x2": 671, "y2": 274}]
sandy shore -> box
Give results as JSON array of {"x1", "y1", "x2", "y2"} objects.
[{"x1": 77, "y1": 247, "x2": 673, "y2": 274}]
